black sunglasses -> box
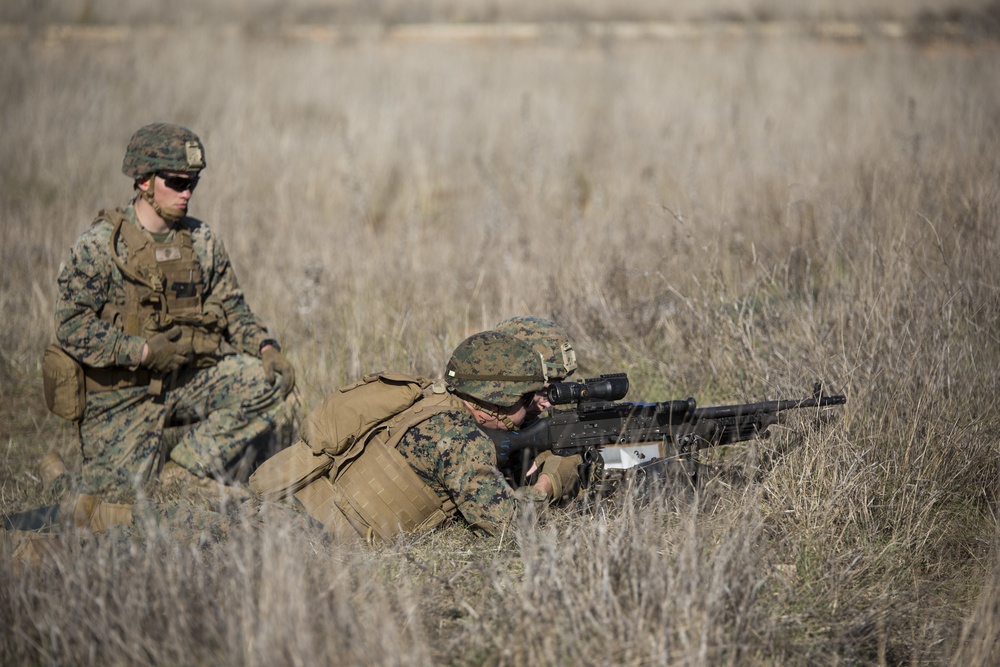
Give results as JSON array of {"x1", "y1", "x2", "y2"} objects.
[{"x1": 158, "y1": 173, "x2": 200, "y2": 192}]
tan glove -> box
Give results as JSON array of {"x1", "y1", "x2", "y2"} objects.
[
  {"x1": 536, "y1": 451, "x2": 583, "y2": 500},
  {"x1": 142, "y1": 326, "x2": 192, "y2": 374},
  {"x1": 261, "y1": 346, "x2": 295, "y2": 396}
]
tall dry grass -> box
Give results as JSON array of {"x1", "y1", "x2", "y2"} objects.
[{"x1": 1, "y1": 9, "x2": 999, "y2": 666}]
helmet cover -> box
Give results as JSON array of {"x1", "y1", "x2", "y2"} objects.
[
  {"x1": 446, "y1": 330, "x2": 546, "y2": 407},
  {"x1": 122, "y1": 122, "x2": 206, "y2": 179},
  {"x1": 495, "y1": 315, "x2": 577, "y2": 381}
]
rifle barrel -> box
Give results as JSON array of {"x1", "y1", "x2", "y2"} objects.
[{"x1": 692, "y1": 394, "x2": 846, "y2": 420}]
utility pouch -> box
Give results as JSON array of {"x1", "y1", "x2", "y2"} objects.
[
  {"x1": 330, "y1": 435, "x2": 449, "y2": 542},
  {"x1": 41, "y1": 344, "x2": 86, "y2": 421},
  {"x1": 187, "y1": 328, "x2": 223, "y2": 369},
  {"x1": 249, "y1": 440, "x2": 334, "y2": 501}
]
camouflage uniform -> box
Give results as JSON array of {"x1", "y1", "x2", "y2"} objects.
[
  {"x1": 53, "y1": 124, "x2": 289, "y2": 498},
  {"x1": 395, "y1": 408, "x2": 546, "y2": 536}
]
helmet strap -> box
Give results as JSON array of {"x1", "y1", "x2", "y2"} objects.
[
  {"x1": 140, "y1": 176, "x2": 185, "y2": 225},
  {"x1": 461, "y1": 397, "x2": 518, "y2": 431},
  {"x1": 483, "y1": 405, "x2": 517, "y2": 430},
  {"x1": 497, "y1": 413, "x2": 517, "y2": 430}
]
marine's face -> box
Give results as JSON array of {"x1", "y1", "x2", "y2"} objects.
[
  {"x1": 150, "y1": 171, "x2": 198, "y2": 214},
  {"x1": 475, "y1": 393, "x2": 534, "y2": 431}
]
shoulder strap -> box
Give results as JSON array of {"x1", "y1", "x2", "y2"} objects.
[
  {"x1": 380, "y1": 387, "x2": 468, "y2": 451},
  {"x1": 173, "y1": 219, "x2": 194, "y2": 250},
  {"x1": 301, "y1": 373, "x2": 434, "y2": 458},
  {"x1": 96, "y1": 208, "x2": 157, "y2": 290}
]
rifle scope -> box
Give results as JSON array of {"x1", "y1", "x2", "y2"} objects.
[{"x1": 547, "y1": 373, "x2": 629, "y2": 405}]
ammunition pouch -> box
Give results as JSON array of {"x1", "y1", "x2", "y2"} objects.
[
  {"x1": 41, "y1": 344, "x2": 86, "y2": 422},
  {"x1": 83, "y1": 366, "x2": 152, "y2": 393},
  {"x1": 179, "y1": 325, "x2": 223, "y2": 370}
]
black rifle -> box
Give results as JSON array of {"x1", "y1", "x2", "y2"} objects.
[{"x1": 487, "y1": 373, "x2": 846, "y2": 493}]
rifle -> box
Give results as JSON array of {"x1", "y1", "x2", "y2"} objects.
[{"x1": 487, "y1": 373, "x2": 846, "y2": 494}]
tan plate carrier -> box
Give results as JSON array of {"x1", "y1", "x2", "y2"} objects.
[{"x1": 249, "y1": 374, "x2": 465, "y2": 542}]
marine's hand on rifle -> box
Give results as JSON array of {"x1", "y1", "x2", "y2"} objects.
[
  {"x1": 141, "y1": 326, "x2": 192, "y2": 374},
  {"x1": 261, "y1": 346, "x2": 296, "y2": 396},
  {"x1": 534, "y1": 450, "x2": 583, "y2": 500}
]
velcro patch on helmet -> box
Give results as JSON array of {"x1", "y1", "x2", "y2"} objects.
[
  {"x1": 559, "y1": 342, "x2": 578, "y2": 374},
  {"x1": 185, "y1": 140, "x2": 205, "y2": 169}
]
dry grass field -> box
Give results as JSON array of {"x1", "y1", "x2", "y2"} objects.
[{"x1": 2, "y1": 2, "x2": 999, "y2": 665}]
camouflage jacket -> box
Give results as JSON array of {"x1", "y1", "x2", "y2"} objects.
[
  {"x1": 395, "y1": 407, "x2": 546, "y2": 535},
  {"x1": 55, "y1": 203, "x2": 272, "y2": 368}
]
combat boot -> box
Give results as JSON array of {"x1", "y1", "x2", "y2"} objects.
[
  {"x1": 3, "y1": 530, "x2": 64, "y2": 574},
  {"x1": 61, "y1": 493, "x2": 134, "y2": 534}
]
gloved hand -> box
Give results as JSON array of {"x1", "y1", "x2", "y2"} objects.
[
  {"x1": 142, "y1": 326, "x2": 192, "y2": 374},
  {"x1": 261, "y1": 346, "x2": 295, "y2": 396},
  {"x1": 536, "y1": 451, "x2": 583, "y2": 500}
]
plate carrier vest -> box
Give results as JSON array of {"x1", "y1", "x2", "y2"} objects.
[
  {"x1": 250, "y1": 375, "x2": 470, "y2": 543},
  {"x1": 86, "y1": 208, "x2": 226, "y2": 394}
]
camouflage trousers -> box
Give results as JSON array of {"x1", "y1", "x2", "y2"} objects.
[{"x1": 78, "y1": 354, "x2": 287, "y2": 495}]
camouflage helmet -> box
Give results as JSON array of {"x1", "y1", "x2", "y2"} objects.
[
  {"x1": 495, "y1": 315, "x2": 577, "y2": 381},
  {"x1": 446, "y1": 331, "x2": 546, "y2": 408},
  {"x1": 122, "y1": 123, "x2": 206, "y2": 180}
]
